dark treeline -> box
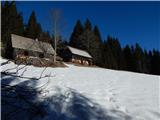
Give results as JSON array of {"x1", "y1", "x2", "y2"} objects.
[
  {"x1": 1, "y1": 1, "x2": 160, "y2": 75},
  {"x1": 69, "y1": 19, "x2": 160, "y2": 75}
]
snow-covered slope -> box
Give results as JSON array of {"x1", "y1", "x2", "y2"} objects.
[{"x1": 1, "y1": 59, "x2": 160, "y2": 120}]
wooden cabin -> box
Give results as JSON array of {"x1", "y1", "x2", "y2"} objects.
[
  {"x1": 60, "y1": 46, "x2": 93, "y2": 65},
  {"x1": 11, "y1": 34, "x2": 55, "y2": 60}
]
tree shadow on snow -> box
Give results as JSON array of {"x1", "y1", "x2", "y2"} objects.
[
  {"x1": 1, "y1": 73, "x2": 132, "y2": 120},
  {"x1": 44, "y1": 87, "x2": 132, "y2": 120}
]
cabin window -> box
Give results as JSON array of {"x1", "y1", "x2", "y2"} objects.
[
  {"x1": 24, "y1": 51, "x2": 29, "y2": 56},
  {"x1": 39, "y1": 53, "x2": 44, "y2": 58}
]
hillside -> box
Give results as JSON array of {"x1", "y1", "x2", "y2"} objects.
[{"x1": 1, "y1": 59, "x2": 160, "y2": 120}]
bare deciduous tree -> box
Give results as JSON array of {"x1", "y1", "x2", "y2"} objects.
[
  {"x1": 51, "y1": 9, "x2": 60, "y2": 62},
  {"x1": 50, "y1": 9, "x2": 66, "y2": 63},
  {"x1": 1, "y1": 60, "x2": 53, "y2": 119}
]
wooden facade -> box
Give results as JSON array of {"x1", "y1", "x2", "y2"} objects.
[
  {"x1": 60, "y1": 46, "x2": 93, "y2": 65},
  {"x1": 11, "y1": 34, "x2": 55, "y2": 60},
  {"x1": 13, "y1": 48, "x2": 53, "y2": 59}
]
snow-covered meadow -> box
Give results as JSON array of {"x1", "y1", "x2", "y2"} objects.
[{"x1": 1, "y1": 59, "x2": 160, "y2": 120}]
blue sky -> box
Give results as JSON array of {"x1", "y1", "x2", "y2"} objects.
[{"x1": 15, "y1": 1, "x2": 160, "y2": 50}]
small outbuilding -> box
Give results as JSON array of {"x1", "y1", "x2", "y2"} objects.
[
  {"x1": 60, "y1": 46, "x2": 93, "y2": 65},
  {"x1": 11, "y1": 34, "x2": 55, "y2": 59}
]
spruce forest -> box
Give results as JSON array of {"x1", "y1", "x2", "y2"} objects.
[{"x1": 1, "y1": 1, "x2": 160, "y2": 75}]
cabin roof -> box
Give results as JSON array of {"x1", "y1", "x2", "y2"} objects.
[
  {"x1": 11, "y1": 34, "x2": 55, "y2": 55},
  {"x1": 67, "y1": 46, "x2": 92, "y2": 58}
]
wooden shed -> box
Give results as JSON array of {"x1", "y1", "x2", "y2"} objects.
[
  {"x1": 60, "y1": 46, "x2": 93, "y2": 65},
  {"x1": 11, "y1": 34, "x2": 55, "y2": 59}
]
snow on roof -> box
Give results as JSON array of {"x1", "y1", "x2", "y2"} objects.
[
  {"x1": 11, "y1": 34, "x2": 55, "y2": 55},
  {"x1": 67, "y1": 46, "x2": 92, "y2": 58}
]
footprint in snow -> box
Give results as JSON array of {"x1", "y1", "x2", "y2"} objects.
[
  {"x1": 115, "y1": 105, "x2": 128, "y2": 113},
  {"x1": 109, "y1": 97, "x2": 116, "y2": 102}
]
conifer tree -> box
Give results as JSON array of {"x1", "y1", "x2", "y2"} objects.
[
  {"x1": 69, "y1": 20, "x2": 84, "y2": 48},
  {"x1": 123, "y1": 45, "x2": 134, "y2": 71},
  {"x1": 144, "y1": 49, "x2": 150, "y2": 73},
  {"x1": 85, "y1": 18, "x2": 92, "y2": 31},
  {"x1": 102, "y1": 38, "x2": 117, "y2": 69},
  {"x1": 150, "y1": 49, "x2": 160, "y2": 75},
  {"x1": 133, "y1": 43, "x2": 146, "y2": 72},
  {"x1": 39, "y1": 31, "x2": 52, "y2": 43},
  {"x1": 78, "y1": 19, "x2": 93, "y2": 51},
  {"x1": 25, "y1": 11, "x2": 42, "y2": 39},
  {"x1": 1, "y1": 1, "x2": 24, "y2": 59},
  {"x1": 93, "y1": 26, "x2": 103, "y2": 65}
]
